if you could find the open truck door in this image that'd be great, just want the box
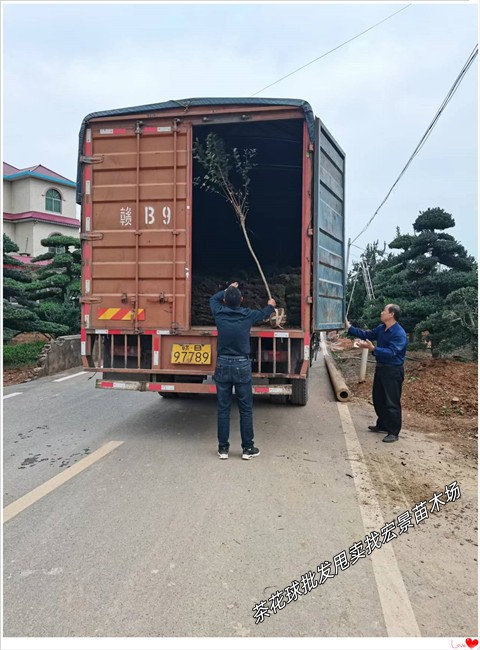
[312,117,346,332]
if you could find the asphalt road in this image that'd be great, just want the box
[2,360,477,639]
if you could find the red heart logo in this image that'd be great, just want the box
[466,640,478,649]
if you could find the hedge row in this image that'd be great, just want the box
[3,342,45,368]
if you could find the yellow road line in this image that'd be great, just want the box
[3,440,124,524]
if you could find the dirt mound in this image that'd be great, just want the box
[334,349,477,417]
[3,367,38,386]
[333,348,478,457]
[401,357,478,417]
[10,332,51,345]
[330,337,354,351]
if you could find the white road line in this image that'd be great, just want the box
[336,402,421,637]
[3,392,23,400]
[320,331,329,356]
[53,371,87,383]
[3,440,124,523]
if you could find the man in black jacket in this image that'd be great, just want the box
[210,282,276,460]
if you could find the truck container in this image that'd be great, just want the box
[76,97,345,405]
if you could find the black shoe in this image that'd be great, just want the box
[382,434,399,443]
[368,425,388,433]
[218,446,229,459]
[242,446,260,460]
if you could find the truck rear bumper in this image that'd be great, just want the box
[81,329,311,378]
[96,380,293,395]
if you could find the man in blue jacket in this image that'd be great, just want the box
[210,282,276,460]
[346,304,407,443]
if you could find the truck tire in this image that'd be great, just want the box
[290,377,308,406]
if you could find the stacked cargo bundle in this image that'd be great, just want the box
[191,268,301,327]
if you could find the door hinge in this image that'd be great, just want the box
[80,155,104,164]
[81,232,104,241]
[147,292,173,304]
[80,297,102,304]
[306,296,313,304]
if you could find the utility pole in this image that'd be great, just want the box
[359,259,375,382]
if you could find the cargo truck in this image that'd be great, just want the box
[77,97,345,405]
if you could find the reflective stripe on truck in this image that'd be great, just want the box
[304,331,311,360]
[96,380,293,395]
[97,308,145,321]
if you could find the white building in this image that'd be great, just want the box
[3,162,80,256]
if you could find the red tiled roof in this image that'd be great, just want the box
[21,165,73,183]
[3,162,19,175]
[3,211,80,228]
[3,162,74,184]
[5,253,52,267]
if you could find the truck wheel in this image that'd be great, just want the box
[290,377,308,406]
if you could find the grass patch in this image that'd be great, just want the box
[3,341,45,368]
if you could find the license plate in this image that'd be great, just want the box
[171,344,211,365]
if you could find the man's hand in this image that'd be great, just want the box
[357,340,374,351]
[229,282,239,289]
[345,318,351,330]
[268,298,276,308]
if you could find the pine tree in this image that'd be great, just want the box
[353,208,477,356]
[30,235,81,301]
[28,235,82,334]
[3,234,69,341]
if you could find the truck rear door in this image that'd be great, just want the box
[312,118,346,331]
[83,120,190,332]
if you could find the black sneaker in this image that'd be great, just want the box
[368,425,388,433]
[218,446,229,460]
[383,434,399,443]
[242,446,260,460]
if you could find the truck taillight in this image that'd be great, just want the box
[261,351,288,362]
[113,345,138,356]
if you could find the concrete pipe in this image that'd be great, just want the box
[324,354,351,402]
[359,347,369,382]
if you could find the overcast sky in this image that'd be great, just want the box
[2,1,478,263]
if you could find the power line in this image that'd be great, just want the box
[351,43,478,245]
[251,4,412,97]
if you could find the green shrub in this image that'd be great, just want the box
[35,301,80,335]
[407,342,428,351]
[3,342,46,368]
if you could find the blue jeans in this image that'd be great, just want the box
[214,356,254,449]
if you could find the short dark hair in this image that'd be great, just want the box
[388,304,401,320]
[224,286,242,307]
